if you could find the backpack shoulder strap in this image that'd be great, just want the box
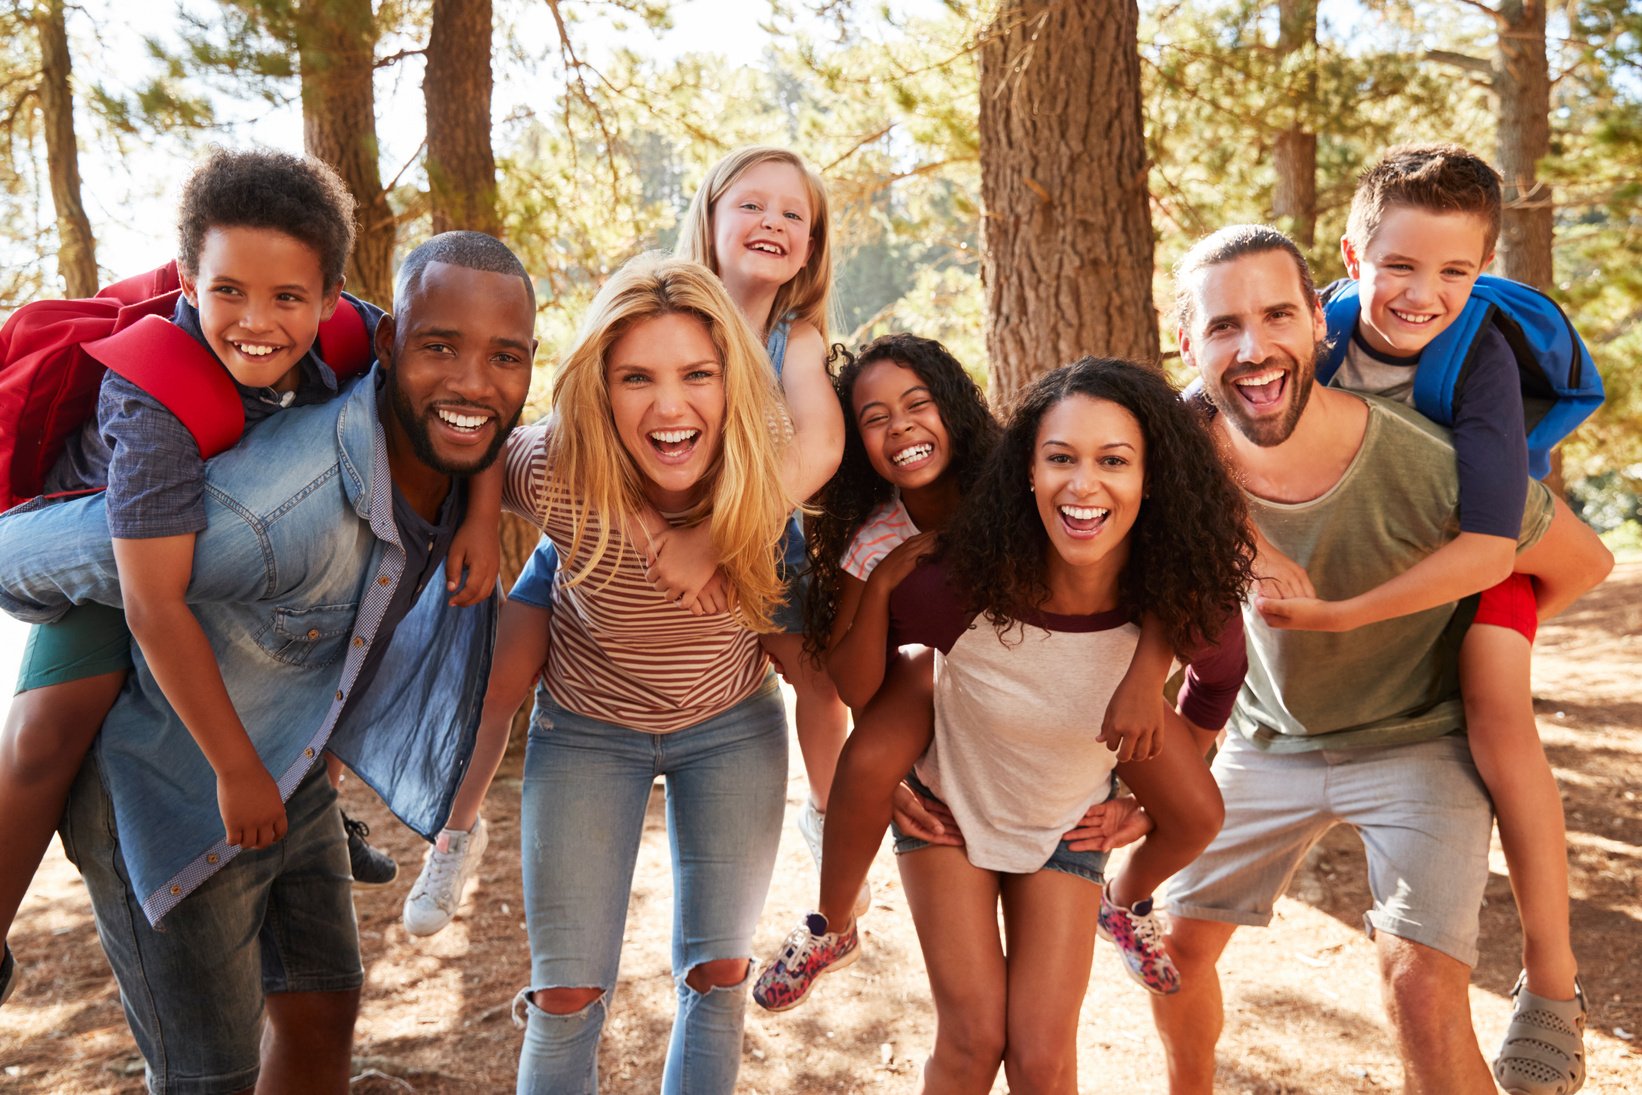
[85,316,245,460]
[1408,295,1493,428]
[317,294,373,381]
[1317,280,1359,385]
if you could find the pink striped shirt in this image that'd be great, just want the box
[840,496,920,580]
[503,422,768,733]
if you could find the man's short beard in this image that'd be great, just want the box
[387,370,519,476]
[1207,340,1323,448]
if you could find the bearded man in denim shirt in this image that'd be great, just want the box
[0,231,536,1094]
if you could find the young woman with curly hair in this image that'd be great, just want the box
[763,357,1254,1090]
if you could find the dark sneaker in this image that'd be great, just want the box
[342,812,398,886]
[752,912,860,1012]
[1097,892,1180,995]
[0,943,16,1007]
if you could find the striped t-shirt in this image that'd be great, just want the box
[840,496,920,580]
[502,421,768,733]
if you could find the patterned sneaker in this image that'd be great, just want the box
[403,818,489,937]
[0,943,17,1007]
[342,812,399,887]
[796,800,871,919]
[1097,892,1180,995]
[753,912,861,1012]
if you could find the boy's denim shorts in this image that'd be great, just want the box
[14,602,133,694]
[60,759,363,1095]
[890,771,1109,887]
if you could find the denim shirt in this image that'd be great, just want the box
[0,369,494,924]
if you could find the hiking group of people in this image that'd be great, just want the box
[0,137,1613,1095]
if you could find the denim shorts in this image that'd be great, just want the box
[1165,732,1492,965]
[14,602,133,694]
[890,772,1108,887]
[769,514,810,634]
[60,760,362,1095]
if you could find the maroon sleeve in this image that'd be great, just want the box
[886,558,977,655]
[1176,609,1247,731]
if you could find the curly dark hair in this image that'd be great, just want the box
[944,357,1254,656]
[177,147,357,289]
[801,333,998,660]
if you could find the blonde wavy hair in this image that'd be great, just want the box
[545,252,793,631]
[675,146,835,343]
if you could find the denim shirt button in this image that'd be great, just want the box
[305,747,315,758]
[307,629,320,639]
[335,690,344,701]
[170,884,181,895]
[352,636,365,648]
[377,575,391,586]
[206,854,218,864]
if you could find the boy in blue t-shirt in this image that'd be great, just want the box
[0,149,502,1005]
[1254,144,1601,1094]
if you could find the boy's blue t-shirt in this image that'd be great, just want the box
[1325,286,1529,540]
[41,295,384,539]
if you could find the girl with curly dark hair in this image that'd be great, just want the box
[757,359,1254,1084]
[801,333,998,701]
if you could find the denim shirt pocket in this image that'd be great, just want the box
[255,602,360,668]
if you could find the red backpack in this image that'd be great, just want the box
[0,261,373,512]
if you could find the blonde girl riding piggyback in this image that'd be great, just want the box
[668,147,858,904]
[399,147,849,937]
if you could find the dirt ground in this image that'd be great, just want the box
[2,563,1638,1093]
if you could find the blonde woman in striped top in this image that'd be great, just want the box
[501,252,836,1095]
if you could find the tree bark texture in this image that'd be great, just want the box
[297,0,394,307]
[426,0,498,236]
[34,0,96,296]
[979,0,1157,400]
[1271,0,1317,247]
[1495,0,1552,291]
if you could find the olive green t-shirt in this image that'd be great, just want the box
[1233,395,1554,753]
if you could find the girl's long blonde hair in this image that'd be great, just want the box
[546,252,792,631]
[675,146,835,343]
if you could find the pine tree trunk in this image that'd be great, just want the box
[426,0,498,236]
[979,0,1157,400]
[34,0,96,296]
[1495,0,1552,291]
[296,0,394,307]
[1272,0,1317,248]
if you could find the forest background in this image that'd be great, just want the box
[2,3,1641,1091]
[3,0,1641,557]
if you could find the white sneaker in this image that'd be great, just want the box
[403,818,489,937]
[797,799,871,919]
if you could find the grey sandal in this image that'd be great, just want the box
[1493,971,1587,1095]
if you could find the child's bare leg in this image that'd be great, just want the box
[445,600,552,833]
[1462,623,1577,999]
[0,672,125,942]
[817,649,934,929]
[325,752,345,787]
[1105,709,1224,909]
[761,631,848,808]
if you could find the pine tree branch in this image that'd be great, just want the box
[1425,48,1495,78]
[1450,0,1506,25]
[544,0,622,202]
[374,47,426,70]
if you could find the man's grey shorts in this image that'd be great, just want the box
[1165,731,1492,965]
[59,759,363,1095]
